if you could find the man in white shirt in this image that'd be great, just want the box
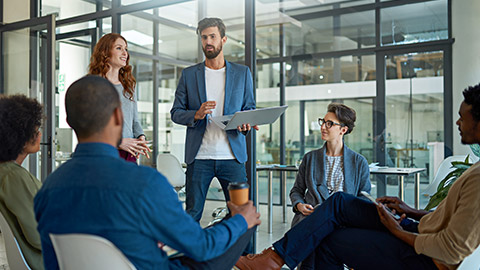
[171,17,257,222]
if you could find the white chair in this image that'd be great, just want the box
[156,153,186,201]
[422,155,468,198]
[458,244,480,270]
[49,233,136,270]
[0,210,31,270]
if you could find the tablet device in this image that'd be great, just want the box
[211,105,287,130]
[360,191,401,220]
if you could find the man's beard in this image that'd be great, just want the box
[461,122,480,145]
[203,43,222,59]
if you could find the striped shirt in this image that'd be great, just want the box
[326,155,344,194]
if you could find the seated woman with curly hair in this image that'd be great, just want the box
[0,94,44,270]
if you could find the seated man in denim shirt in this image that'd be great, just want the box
[34,75,260,270]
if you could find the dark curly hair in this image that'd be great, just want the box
[0,95,43,162]
[88,33,136,100]
[463,83,480,122]
[327,103,356,135]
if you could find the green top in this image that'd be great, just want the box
[0,161,43,270]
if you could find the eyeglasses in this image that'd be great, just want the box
[318,118,345,129]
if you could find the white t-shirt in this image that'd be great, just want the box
[195,66,235,160]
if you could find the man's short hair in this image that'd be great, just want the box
[196,17,226,37]
[463,83,480,122]
[0,95,43,161]
[65,75,120,138]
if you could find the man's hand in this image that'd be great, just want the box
[119,138,151,159]
[376,203,405,232]
[237,124,259,133]
[227,201,261,229]
[296,203,314,216]
[377,196,429,220]
[376,203,417,247]
[194,101,216,121]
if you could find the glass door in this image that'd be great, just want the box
[384,50,445,208]
[0,15,56,181]
[55,27,97,167]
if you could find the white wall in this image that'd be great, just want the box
[452,0,480,156]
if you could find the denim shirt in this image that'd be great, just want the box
[34,143,247,269]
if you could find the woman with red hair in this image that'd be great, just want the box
[89,33,150,162]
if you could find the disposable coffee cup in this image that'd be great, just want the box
[228,182,250,206]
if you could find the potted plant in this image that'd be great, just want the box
[425,144,480,210]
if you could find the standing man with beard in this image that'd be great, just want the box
[171,18,257,222]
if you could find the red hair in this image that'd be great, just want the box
[88,33,136,100]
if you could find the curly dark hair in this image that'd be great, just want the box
[197,17,226,37]
[463,83,480,122]
[327,103,356,135]
[0,95,43,162]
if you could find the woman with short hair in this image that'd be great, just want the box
[290,103,371,270]
[89,33,150,162]
[0,94,44,270]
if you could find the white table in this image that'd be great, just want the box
[370,167,426,209]
[255,166,425,233]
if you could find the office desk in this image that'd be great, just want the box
[256,165,298,234]
[370,167,425,209]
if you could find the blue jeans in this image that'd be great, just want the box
[273,192,437,270]
[185,159,247,222]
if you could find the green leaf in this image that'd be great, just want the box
[425,186,451,210]
[425,158,473,210]
[470,145,480,158]
[451,164,471,170]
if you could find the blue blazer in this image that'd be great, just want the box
[289,144,371,227]
[170,61,255,164]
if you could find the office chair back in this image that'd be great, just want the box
[49,233,136,270]
[422,155,467,198]
[156,153,186,189]
[0,210,31,270]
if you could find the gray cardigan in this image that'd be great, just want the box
[114,84,144,139]
[290,144,371,227]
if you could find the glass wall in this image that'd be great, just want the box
[381,1,448,46]
[55,22,96,167]
[122,11,154,54]
[42,0,101,19]
[385,51,444,184]
[1,25,48,179]
[255,0,450,207]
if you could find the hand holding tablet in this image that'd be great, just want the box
[361,191,401,220]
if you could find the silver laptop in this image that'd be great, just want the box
[211,105,288,130]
